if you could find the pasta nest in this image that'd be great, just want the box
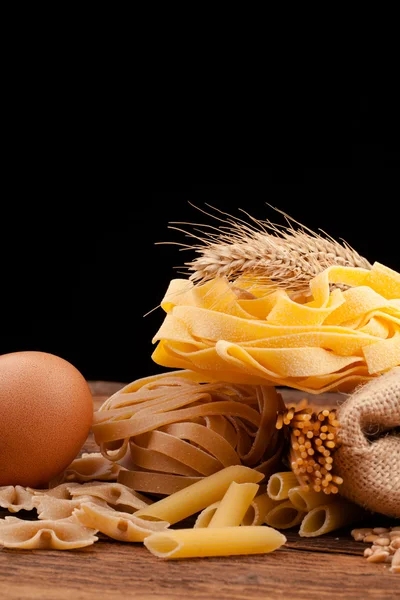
[151,261,400,394]
[92,371,286,495]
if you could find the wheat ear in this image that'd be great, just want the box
[167,204,372,295]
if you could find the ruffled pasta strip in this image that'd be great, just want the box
[0,486,35,512]
[67,482,152,512]
[32,494,107,520]
[151,262,400,393]
[143,526,287,559]
[0,516,98,549]
[92,374,285,495]
[49,452,123,487]
[73,502,169,542]
[299,499,366,537]
[27,483,81,499]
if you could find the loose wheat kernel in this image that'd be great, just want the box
[366,550,390,563]
[364,534,379,543]
[373,527,389,535]
[375,537,391,547]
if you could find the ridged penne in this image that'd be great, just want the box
[134,465,263,525]
[207,482,259,528]
[242,492,282,526]
[299,499,366,537]
[264,500,306,529]
[288,486,338,512]
[267,471,299,501]
[194,502,220,528]
[144,526,287,559]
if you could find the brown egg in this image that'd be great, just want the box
[0,351,93,488]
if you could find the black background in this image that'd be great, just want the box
[1,92,399,384]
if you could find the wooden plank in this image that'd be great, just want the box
[0,532,397,600]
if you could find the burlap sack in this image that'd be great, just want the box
[334,367,400,518]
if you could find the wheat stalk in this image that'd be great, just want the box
[167,204,372,295]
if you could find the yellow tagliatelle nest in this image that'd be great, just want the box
[151,262,400,394]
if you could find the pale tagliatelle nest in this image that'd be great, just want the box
[91,371,286,495]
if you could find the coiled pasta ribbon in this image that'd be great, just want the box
[92,373,285,494]
[151,262,400,393]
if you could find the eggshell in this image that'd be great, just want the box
[0,351,93,488]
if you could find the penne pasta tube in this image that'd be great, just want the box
[267,471,299,501]
[242,492,282,526]
[299,499,366,537]
[207,482,259,528]
[143,526,287,559]
[264,500,306,529]
[134,465,264,525]
[288,486,337,513]
[194,502,220,528]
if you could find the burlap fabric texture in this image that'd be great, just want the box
[334,367,400,518]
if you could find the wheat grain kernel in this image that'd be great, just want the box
[364,534,379,543]
[367,550,390,562]
[375,537,391,547]
[373,527,389,535]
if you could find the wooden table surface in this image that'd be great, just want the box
[1,383,398,600]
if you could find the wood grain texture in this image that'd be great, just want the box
[1,384,398,600]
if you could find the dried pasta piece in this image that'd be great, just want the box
[73,502,169,542]
[0,486,35,512]
[194,490,281,528]
[151,262,400,394]
[266,471,299,501]
[299,499,366,537]
[118,470,202,495]
[49,452,123,487]
[242,492,282,526]
[194,501,220,528]
[67,482,152,512]
[288,487,338,513]
[0,516,98,549]
[32,494,107,520]
[207,481,259,528]
[264,500,306,530]
[92,373,285,495]
[27,482,81,499]
[134,465,264,525]
[143,526,287,559]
